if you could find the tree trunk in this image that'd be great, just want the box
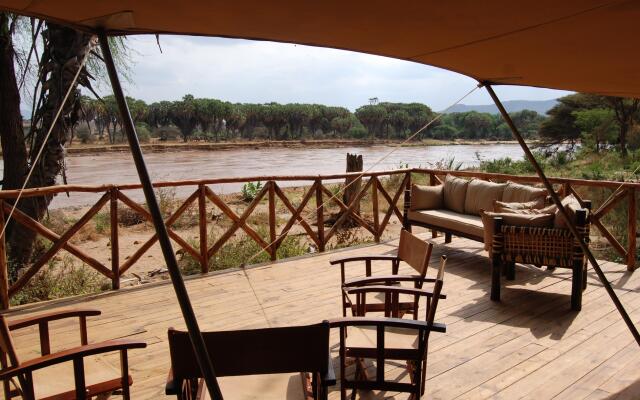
[0,13,32,277]
[8,24,94,267]
[342,153,363,226]
[0,14,28,192]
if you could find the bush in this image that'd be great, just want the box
[241,181,263,202]
[346,126,368,139]
[76,126,93,144]
[136,123,151,143]
[11,256,108,306]
[178,231,308,275]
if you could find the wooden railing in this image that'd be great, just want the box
[0,168,637,309]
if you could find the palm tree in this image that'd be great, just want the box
[9,23,95,267]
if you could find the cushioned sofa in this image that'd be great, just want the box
[403,175,591,310]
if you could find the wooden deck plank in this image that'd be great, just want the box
[3,234,640,399]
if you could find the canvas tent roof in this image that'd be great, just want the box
[1,0,639,98]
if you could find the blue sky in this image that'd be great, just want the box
[103,35,571,111]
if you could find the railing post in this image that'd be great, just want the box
[198,185,209,273]
[429,172,438,238]
[315,179,325,252]
[110,188,120,290]
[268,181,277,261]
[372,177,380,243]
[628,188,637,272]
[0,201,9,310]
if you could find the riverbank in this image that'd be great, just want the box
[60,138,527,155]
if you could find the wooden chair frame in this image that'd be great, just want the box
[330,229,434,318]
[336,256,446,399]
[0,309,146,400]
[329,316,445,400]
[166,322,335,400]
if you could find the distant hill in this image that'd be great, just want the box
[445,99,558,115]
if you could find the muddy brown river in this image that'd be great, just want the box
[3,144,525,208]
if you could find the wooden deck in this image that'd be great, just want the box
[4,234,640,399]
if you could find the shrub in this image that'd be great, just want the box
[241,181,263,202]
[93,211,110,234]
[178,232,308,275]
[10,256,108,306]
[76,126,93,144]
[136,123,151,143]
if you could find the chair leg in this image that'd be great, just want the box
[506,262,516,281]
[444,232,452,243]
[572,263,583,311]
[491,259,501,301]
[582,263,588,290]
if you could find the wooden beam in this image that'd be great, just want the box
[315,179,325,252]
[110,188,120,290]
[268,181,277,261]
[0,201,9,310]
[198,185,209,273]
[628,188,637,272]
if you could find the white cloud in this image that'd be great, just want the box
[101,35,571,111]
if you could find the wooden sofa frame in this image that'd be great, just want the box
[403,186,592,310]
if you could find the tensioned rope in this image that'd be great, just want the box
[237,83,480,326]
[0,38,94,239]
[240,84,481,268]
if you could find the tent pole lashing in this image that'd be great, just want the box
[484,82,640,346]
[98,32,224,398]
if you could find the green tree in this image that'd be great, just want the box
[170,94,198,142]
[573,108,616,153]
[355,105,387,138]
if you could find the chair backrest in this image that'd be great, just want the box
[349,255,447,325]
[397,229,433,277]
[331,316,441,398]
[168,321,330,382]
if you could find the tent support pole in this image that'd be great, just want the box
[484,83,640,346]
[98,32,224,398]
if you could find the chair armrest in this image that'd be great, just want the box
[345,285,446,299]
[343,275,435,287]
[323,354,337,386]
[8,309,101,330]
[0,339,147,380]
[329,255,399,265]
[165,368,180,395]
[329,317,446,333]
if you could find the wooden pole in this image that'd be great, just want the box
[110,188,120,290]
[315,179,325,252]
[199,185,209,273]
[628,188,637,271]
[485,83,640,346]
[0,201,9,310]
[98,32,223,399]
[372,177,380,242]
[268,181,277,261]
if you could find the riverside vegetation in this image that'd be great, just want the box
[10,92,640,306]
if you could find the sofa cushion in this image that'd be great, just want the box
[494,199,545,212]
[464,180,507,215]
[408,209,483,239]
[502,182,546,205]
[443,175,470,214]
[554,195,584,228]
[480,210,555,251]
[410,184,443,210]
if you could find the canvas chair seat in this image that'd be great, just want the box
[347,326,419,351]
[197,373,310,400]
[32,355,127,400]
